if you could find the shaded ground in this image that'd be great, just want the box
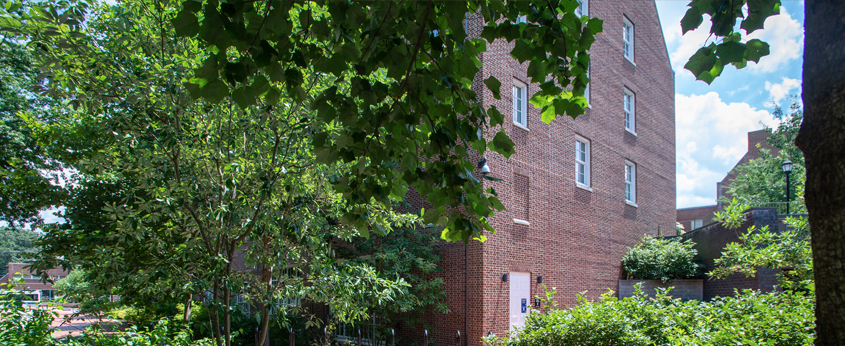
[49,307,123,339]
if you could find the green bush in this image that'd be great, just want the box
[484,287,815,346]
[621,236,704,282]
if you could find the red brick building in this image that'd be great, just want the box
[412,1,676,344]
[0,263,69,302]
[676,129,776,232]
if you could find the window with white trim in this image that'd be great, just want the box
[584,67,590,105]
[513,80,528,129]
[692,219,703,229]
[575,136,590,188]
[625,161,636,204]
[623,17,634,62]
[575,0,589,17]
[624,88,635,133]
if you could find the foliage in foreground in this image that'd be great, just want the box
[484,287,815,346]
[621,236,704,282]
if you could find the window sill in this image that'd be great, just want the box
[625,200,638,208]
[513,122,530,131]
[625,128,637,136]
[625,56,636,66]
[513,218,530,226]
[576,183,593,192]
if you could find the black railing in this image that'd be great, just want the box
[289,328,465,346]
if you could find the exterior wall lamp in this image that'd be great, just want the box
[478,158,491,175]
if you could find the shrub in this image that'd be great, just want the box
[621,236,704,282]
[484,287,815,346]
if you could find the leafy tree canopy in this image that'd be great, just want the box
[0,227,38,276]
[0,3,66,227]
[724,98,805,214]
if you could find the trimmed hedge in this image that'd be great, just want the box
[484,287,815,346]
[622,236,704,282]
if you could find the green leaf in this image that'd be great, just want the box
[182,0,202,13]
[716,41,747,64]
[488,105,505,127]
[742,0,780,34]
[680,7,704,35]
[684,45,718,79]
[489,131,515,158]
[744,39,770,63]
[484,76,502,99]
[541,104,556,123]
[511,39,534,63]
[231,87,256,108]
[200,79,229,103]
[172,9,199,37]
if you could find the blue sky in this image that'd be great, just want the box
[655,1,805,208]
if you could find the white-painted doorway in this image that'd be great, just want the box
[509,272,530,331]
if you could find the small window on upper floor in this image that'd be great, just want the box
[513,80,528,129]
[516,15,527,24]
[625,160,637,206]
[575,0,589,17]
[623,17,634,63]
[575,136,591,189]
[624,88,635,134]
[692,219,703,229]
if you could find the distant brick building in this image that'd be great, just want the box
[402,1,677,344]
[676,129,776,233]
[0,263,69,302]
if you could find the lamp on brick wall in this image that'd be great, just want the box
[782,159,793,214]
[478,158,490,175]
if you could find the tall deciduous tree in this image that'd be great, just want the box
[724,99,806,213]
[680,0,845,343]
[0,2,65,227]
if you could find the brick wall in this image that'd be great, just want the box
[1,263,70,291]
[618,279,703,301]
[681,208,781,301]
[677,205,718,233]
[414,1,677,345]
[716,130,777,208]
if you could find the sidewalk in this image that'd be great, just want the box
[49,308,123,339]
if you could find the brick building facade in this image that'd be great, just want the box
[0,263,70,302]
[676,129,776,233]
[410,1,676,344]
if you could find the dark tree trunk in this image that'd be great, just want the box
[795,1,845,345]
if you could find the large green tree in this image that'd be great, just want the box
[724,99,806,214]
[0,227,38,276]
[0,3,65,227]
[3,2,417,345]
[680,0,845,343]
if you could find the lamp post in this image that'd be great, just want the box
[782,159,793,214]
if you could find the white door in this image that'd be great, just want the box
[509,272,531,331]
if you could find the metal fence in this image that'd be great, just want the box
[746,201,806,215]
[287,328,464,346]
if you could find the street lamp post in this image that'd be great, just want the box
[782,160,793,215]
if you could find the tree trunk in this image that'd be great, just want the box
[212,279,223,346]
[184,296,193,322]
[257,237,272,346]
[795,1,845,345]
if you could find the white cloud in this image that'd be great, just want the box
[728,85,750,96]
[665,7,803,77]
[676,92,778,208]
[764,77,801,105]
[746,8,804,73]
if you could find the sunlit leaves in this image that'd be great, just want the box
[681,0,779,84]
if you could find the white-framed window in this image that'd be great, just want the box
[692,219,703,229]
[623,17,634,62]
[625,161,636,205]
[575,0,589,17]
[624,88,635,134]
[513,80,528,129]
[516,15,527,24]
[584,67,590,105]
[575,136,591,189]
